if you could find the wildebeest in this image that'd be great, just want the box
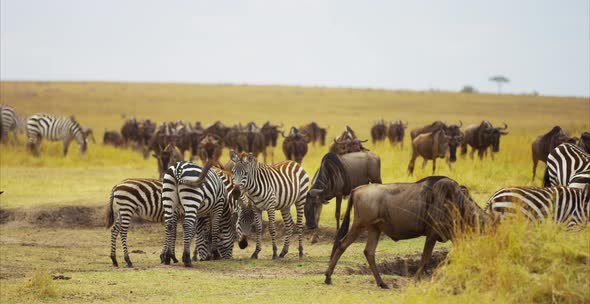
[197,133,223,169]
[461,121,508,160]
[152,142,184,179]
[261,121,282,163]
[578,132,590,153]
[408,129,453,175]
[370,119,387,144]
[411,121,463,162]
[329,125,368,154]
[282,127,308,164]
[304,151,382,243]
[204,121,230,139]
[387,120,408,149]
[531,126,576,181]
[324,177,489,288]
[238,123,267,162]
[103,130,124,147]
[121,118,141,145]
[300,122,328,146]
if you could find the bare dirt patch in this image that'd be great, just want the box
[0,206,105,228]
[345,250,449,277]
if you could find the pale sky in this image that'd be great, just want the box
[1,0,589,96]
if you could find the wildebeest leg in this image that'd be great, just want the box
[268,206,279,260]
[407,150,418,175]
[364,227,388,288]
[415,234,437,279]
[477,148,485,160]
[110,222,121,267]
[335,196,342,230]
[469,147,475,160]
[432,158,437,174]
[421,159,428,170]
[324,223,364,285]
[311,204,323,244]
[532,159,538,181]
[279,208,294,258]
[251,209,263,259]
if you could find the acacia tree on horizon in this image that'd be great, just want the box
[489,75,510,94]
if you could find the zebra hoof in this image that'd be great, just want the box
[279,250,288,258]
[192,255,198,262]
[324,276,332,285]
[272,254,278,260]
[251,253,258,259]
[126,263,133,268]
[238,239,248,249]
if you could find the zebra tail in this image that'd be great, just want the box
[542,166,550,187]
[330,190,355,259]
[183,160,213,188]
[105,189,115,228]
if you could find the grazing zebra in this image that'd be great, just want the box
[0,104,19,144]
[160,161,228,267]
[230,150,309,259]
[486,185,589,229]
[543,143,590,189]
[26,114,88,156]
[106,178,168,267]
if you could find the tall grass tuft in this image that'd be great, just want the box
[20,271,59,299]
[402,217,590,303]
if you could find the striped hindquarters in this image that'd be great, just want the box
[545,143,590,189]
[487,186,589,228]
[1,105,18,139]
[110,178,164,224]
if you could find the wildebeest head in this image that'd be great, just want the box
[304,188,324,229]
[579,132,590,153]
[261,121,282,147]
[489,123,509,152]
[442,122,463,162]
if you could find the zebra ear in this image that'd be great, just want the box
[230,149,238,162]
[246,153,254,162]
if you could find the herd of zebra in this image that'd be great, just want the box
[1,103,589,285]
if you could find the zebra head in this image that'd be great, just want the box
[230,150,254,192]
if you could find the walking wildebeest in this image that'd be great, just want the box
[300,122,328,146]
[304,151,382,243]
[261,121,282,163]
[282,127,308,164]
[531,126,576,181]
[370,119,387,144]
[461,121,509,160]
[197,133,223,169]
[324,176,490,288]
[408,129,454,175]
[103,130,124,147]
[387,120,408,149]
[152,142,184,179]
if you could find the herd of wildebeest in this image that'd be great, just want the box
[1,103,589,289]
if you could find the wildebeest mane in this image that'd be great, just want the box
[312,152,351,194]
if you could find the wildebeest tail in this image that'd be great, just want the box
[330,190,355,259]
[105,188,115,228]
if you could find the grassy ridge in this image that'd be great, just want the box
[0,81,589,303]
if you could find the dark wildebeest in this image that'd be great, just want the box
[324,176,490,288]
[152,142,184,179]
[103,130,124,147]
[300,122,328,146]
[197,133,223,169]
[237,123,267,162]
[329,125,369,154]
[121,118,141,145]
[531,126,576,181]
[261,121,282,163]
[304,151,382,243]
[204,121,229,139]
[578,132,590,153]
[282,127,308,164]
[408,129,455,175]
[387,120,408,149]
[370,119,387,144]
[461,121,509,160]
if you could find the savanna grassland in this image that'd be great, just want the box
[0,81,589,303]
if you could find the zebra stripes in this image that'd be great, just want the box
[1,104,19,143]
[106,178,166,267]
[230,150,309,259]
[544,143,590,189]
[26,114,87,156]
[486,185,589,229]
[160,161,228,267]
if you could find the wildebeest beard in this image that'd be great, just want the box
[448,142,458,162]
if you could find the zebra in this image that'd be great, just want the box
[106,178,167,267]
[230,150,310,259]
[486,185,589,229]
[26,114,88,156]
[543,143,590,189]
[1,104,19,144]
[160,161,229,267]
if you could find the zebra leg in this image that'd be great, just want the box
[63,138,71,156]
[251,209,263,259]
[110,223,121,267]
[267,206,278,260]
[279,208,294,258]
[119,220,133,268]
[209,203,224,259]
[161,213,177,265]
[296,199,305,258]
[182,215,197,267]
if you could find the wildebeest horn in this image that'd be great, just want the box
[280,131,287,138]
[500,122,508,130]
[458,120,463,128]
[334,137,345,144]
[357,139,368,143]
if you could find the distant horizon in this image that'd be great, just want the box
[2,79,588,98]
[2,0,589,98]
